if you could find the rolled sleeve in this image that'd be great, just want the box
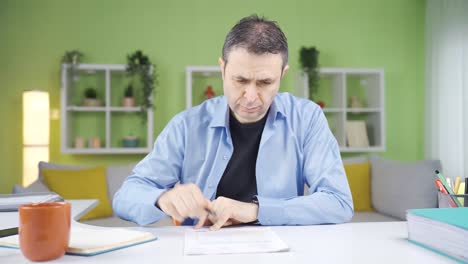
[256,196,288,225]
[113,180,168,226]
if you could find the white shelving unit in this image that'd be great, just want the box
[297,67,386,152]
[187,65,385,153]
[60,63,154,154]
[185,65,222,109]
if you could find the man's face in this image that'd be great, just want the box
[219,48,288,124]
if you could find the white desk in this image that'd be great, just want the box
[0,201,453,263]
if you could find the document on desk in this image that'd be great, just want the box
[184,227,289,255]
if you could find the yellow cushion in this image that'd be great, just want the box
[344,162,373,211]
[42,166,113,220]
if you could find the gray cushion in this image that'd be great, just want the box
[342,155,368,164]
[11,180,51,194]
[351,211,400,222]
[370,155,441,220]
[106,163,137,204]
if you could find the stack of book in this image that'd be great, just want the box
[407,207,468,263]
[0,192,63,211]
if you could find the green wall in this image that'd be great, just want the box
[0,0,425,193]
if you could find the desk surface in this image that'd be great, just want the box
[0,201,453,264]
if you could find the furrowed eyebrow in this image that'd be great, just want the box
[258,78,274,83]
[232,75,251,81]
[232,76,274,83]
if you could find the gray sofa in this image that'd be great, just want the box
[12,156,441,227]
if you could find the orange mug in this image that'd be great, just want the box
[19,202,71,261]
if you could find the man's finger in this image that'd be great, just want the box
[189,191,210,217]
[180,194,198,218]
[210,212,230,231]
[194,210,208,229]
[165,203,185,223]
[172,196,190,219]
[223,220,233,227]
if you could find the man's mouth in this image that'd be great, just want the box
[240,105,260,113]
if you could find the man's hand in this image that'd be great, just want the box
[156,183,211,229]
[208,196,259,231]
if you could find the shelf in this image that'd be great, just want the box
[67,106,106,112]
[109,107,141,112]
[61,63,154,154]
[62,147,151,154]
[297,67,385,152]
[346,108,382,113]
[323,108,345,113]
[186,65,223,108]
[340,146,385,153]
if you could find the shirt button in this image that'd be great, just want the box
[208,184,214,188]
[223,155,229,160]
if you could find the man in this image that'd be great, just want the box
[113,15,353,230]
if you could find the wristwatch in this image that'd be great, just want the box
[250,195,260,225]
[251,195,259,205]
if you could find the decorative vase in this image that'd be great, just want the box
[82,98,101,107]
[350,96,363,108]
[74,137,85,148]
[89,137,101,148]
[122,136,139,148]
[122,97,135,107]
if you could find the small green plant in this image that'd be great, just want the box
[84,87,97,99]
[126,50,157,112]
[61,50,84,81]
[299,46,320,100]
[124,84,134,98]
[61,50,84,65]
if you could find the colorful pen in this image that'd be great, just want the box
[435,179,457,207]
[454,177,461,194]
[435,170,462,207]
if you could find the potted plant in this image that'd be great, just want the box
[299,46,320,100]
[126,50,157,122]
[82,87,101,107]
[61,50,84,81]
[122,84,135,107]
[122,134,139,148]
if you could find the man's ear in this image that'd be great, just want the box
[281,65,289,78]
[218,57,225,80]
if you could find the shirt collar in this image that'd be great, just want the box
[209,94,286,128]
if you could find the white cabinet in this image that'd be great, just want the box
[60,63,154,154]
[187,65,385,153]
[296,68,386,152]
[185,65,222,109]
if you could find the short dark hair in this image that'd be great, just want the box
[222,14,288,69]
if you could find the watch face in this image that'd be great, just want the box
[252,195,259,204]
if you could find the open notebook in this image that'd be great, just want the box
[0,224,157,256]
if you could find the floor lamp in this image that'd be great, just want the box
[23,90,49,187]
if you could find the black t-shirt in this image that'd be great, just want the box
[215,109,269,202]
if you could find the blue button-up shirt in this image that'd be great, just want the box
[113,93,353,226]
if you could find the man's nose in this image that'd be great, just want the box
[244,84,258,102]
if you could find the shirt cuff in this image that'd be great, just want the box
[256,196,288,225]
[120,186,168,226]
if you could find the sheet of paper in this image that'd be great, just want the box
[184,226,289,255]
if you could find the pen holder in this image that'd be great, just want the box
[438,192,468,208]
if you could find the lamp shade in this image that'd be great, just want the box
[23,91,50,145]
[22,90,49,186]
